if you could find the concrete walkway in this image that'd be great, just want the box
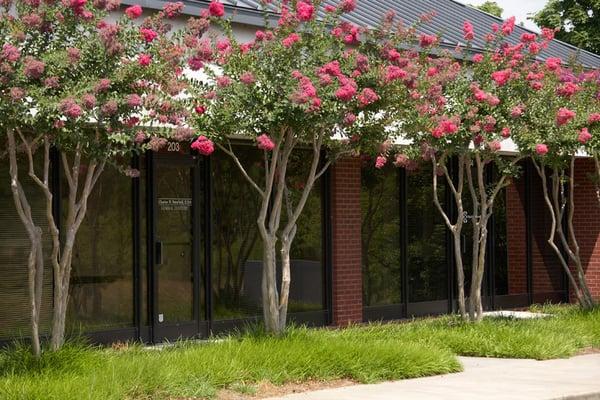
[272,354,600,400]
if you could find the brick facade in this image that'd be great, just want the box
[572,159,600,300]
[505,160,600,302]
[330,157,363,325]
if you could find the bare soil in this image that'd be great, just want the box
[217,379,357,400]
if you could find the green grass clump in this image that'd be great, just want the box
[0,305,597,399]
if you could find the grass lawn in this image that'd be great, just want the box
[0,305,598,400]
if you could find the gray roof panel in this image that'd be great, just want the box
[124,0,600,68]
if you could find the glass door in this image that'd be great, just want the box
[151,153,203,342]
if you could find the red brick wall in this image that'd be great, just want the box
[506,177,528,295]
[330,157,363,325]
[572,159,600,300]
[505,160,600,301]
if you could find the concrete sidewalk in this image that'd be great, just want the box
[271,354,600,400]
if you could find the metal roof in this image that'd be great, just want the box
[126,0,600,68]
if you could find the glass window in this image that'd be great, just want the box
[66,164,134,331]
[406,164,448,303]
[211,146,325,320]
[360,164,401,307]
[0,155,53,338]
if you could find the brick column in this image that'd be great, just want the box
[506,178,528,295]
[572,158,600,300]
[330,157,363,325]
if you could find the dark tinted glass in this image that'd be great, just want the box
[66,164,134,331]
[360,165,401,306]
[406,164,448,302]
[0,155,53,338]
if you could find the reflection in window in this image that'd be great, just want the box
[211,146,325,320]
[360,165,401,307]
[67,165,134,331]
[406,164,448,303]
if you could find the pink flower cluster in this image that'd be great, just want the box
[578,128,592,144]
[463,21,474,41]
[296,1,314,21]
[208,0,225,17]
[59,98,83,119]
[491,69,511,86]
[125,4,142,19]
[191,135,215,155]
[290,71,320,111]
[256,134,275,151]
[23,57,45,80]
[2,44,20,62]
[556,107,575,126]
[282,33,301,48]
[432,117,459,138]
[357,88,379,107]
[140,28,158,43]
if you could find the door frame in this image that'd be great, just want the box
[146,149,207,343]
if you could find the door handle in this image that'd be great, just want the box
[156,241,163,265]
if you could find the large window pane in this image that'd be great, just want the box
[66,164,134,331]
[360,165,401,307]
[0,155,53,339]
[407,164,448,303]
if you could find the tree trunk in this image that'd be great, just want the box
[278,238,292,330]
[6,129,45,358]
[261,237,280,333]
[533,159,595,309]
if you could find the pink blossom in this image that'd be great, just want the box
[140,28,158,43]
[325,4,336,12]
[296,1,314,21]
[387,48,401,62]
[44,76,60,89]
[556,107,575,126]
[256,134,275,151]
[530,81,543,90]
[195,105,206,114]
[69,0,86,16]
[134,131,147,144]
[419,34,437,47]
[588,113,600,124]
[344,113,356,125]
[67,47,80,63]
[335,83,357,101]
[82,93,96,109]
[578,128,592,144]
[472,53,483,63]
[501,16,515,36]
[216,76,231,87]
[60,98,83,119]
[2,44,20,62]
[188,57,204,71]
[488,140,501,152]
[528,42,541,55]
[101,100,118,116]
[511,105,524,118]
[163,2,184,18]
[138,53,152,66]
[556,82,579,97]
[340,0,356,12]
[463,21,474,40]
[486,95,500,106]
[23,57,45,80]
[54,120,65,129]
[127,94,142,107]
[545,57,561,71]
[357,88,379,107]
[375,155,387,169]
[191,136,215,155]
[440,119,458,134]
[501,127,511,138]
[208,0,224,17]
[491,69,511,86]
[535,143,548,155]
[240,72,255,84]
[385,66,407,82]
[255,30,266,41]
[23,13,43,29]
[95,78,111,92]
[541,27,555,41]
[10,87,25,101]
[520,32,536,42]
[282,33,301,48]
[148,137,167,151]
[125,4,142,19]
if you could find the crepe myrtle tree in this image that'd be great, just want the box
[384,18,558,321]
[187,0,414,333]
[0,0,194,353]
[509,57,596,309]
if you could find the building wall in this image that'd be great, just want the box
[506,175,528,295]
[572,159,600,300]
[330,157,363,325]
